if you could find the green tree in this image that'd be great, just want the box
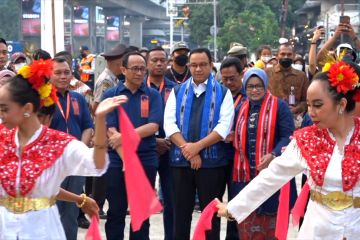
[187,0,306,55]
[217,4,279,53]
[0,0,21,40]
[187,4,213,47]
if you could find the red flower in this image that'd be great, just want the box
[327,61,359,94]
[27,59,53,90]
[50,85,59,105]
[353,89,360,102]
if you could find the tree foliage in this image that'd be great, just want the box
[186,0,306,55]
[0,0,21,40]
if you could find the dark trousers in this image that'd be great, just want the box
[158,152,174,240]
[105,166,157,240]
[57,176,85,240]
[92,175,106,209]
[172,166,227,240]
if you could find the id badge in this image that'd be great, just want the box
[71,98,80,116]
[140,95,149,118]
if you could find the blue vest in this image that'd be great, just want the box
[170,82,228,168]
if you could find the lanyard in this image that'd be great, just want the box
[170,68,189,84]
[147,76,164,93]
[56,93,70,133]
[233,94,243,108]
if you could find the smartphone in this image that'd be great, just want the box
[340,15,350,24]
[317,26,325,39]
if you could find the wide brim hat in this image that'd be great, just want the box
[102,44,127,60]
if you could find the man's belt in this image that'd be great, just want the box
[0,196,56,214]
[310,190,360,211]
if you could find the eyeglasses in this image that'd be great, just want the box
[150,58,167,63]
[222,75,239,82]
[189,62,210,69]
[246,84,264,91]
[126,66,147,73]
[53,70,72,77]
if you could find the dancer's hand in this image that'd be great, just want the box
[95,95,128,117]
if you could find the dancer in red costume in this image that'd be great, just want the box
[217,60,360,239]
[0,59,127,239]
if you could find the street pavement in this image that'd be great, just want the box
[78,175,302,239]
[78,209,299,239]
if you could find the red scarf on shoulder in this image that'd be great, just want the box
[233,92,278,182]
[0,126,74,197]
[294,117,360,191]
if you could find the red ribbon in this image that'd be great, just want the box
[118,106,163,231]
[85,216,102,240]
[192,199,220,240]
[291,182,310,226]
[275,181,290,240]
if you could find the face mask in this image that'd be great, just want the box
[14,62,26,72]
[261,56,271,63]
[174,54,188,67]
[292,64,303,71]
[279,58,293,68]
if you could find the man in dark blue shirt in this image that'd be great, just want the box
[102,52,162,240]
[145,47,175,240]
[49,56,93,240]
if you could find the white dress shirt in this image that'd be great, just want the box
[227,127,360,240]
[164,78,234,140]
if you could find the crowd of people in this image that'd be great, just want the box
[0,20,359,240]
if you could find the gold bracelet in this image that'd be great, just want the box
[93,143,107,149]
[76,193,87,208]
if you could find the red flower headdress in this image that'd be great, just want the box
[322,56,360,102]
[17,59,59,107]
[327,61,359,94]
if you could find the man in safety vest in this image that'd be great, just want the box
[79,45,96,91]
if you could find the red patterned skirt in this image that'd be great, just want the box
[237,212,277,240]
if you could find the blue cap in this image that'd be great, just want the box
[79,45,89,52]
[243,67,269,91]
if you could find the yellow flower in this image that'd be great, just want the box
[18,65,31,78]
[322,63,331,72]
[38,83,52,99]
[43,97,54,107]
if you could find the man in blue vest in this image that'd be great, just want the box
[164,48,234,240]
[102,52,162,240]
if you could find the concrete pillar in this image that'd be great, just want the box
[129,17,145,47]
[41,0,64,56]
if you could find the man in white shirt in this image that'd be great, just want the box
[164,48,234,240]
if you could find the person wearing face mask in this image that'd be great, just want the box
[164,42,192,84]
[265,44,310,124]
[254,45,272,69]
[10,52,27,73]
[292,56,305,72]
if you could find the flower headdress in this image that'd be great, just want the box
[17,59,58,107]
[321,50,360,102]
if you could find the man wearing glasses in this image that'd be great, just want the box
[164,48,234,240]
[101,52,162,240]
